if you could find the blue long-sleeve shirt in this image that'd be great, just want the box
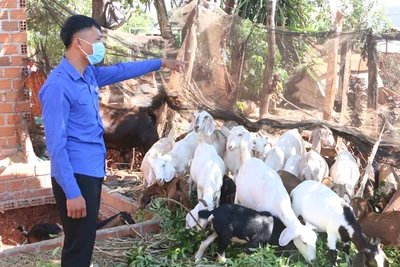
[39,57,162,199]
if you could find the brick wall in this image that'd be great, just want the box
[0,161,56,213]
[0,0,29,157]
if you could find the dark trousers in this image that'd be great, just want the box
[52,174,103,267]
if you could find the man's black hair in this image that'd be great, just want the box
[60,15,101,49]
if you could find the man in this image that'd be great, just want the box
[39,14,186,267]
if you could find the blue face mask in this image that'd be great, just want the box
[79,38,106,65]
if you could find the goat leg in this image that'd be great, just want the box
[343,242,351,265]
[195,232,218,260]
[188,175,193,197]
[328,249,337,266]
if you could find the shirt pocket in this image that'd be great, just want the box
[78,91,90,105]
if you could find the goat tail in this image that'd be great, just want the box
[17,226,28,236]
[198,209,213,220]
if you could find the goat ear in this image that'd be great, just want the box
[185,203,201,229]
[185,211,197,229]
[310,129,316,142]
[189,114,196,132]
[279,227,298,246]
[241,131,253,151]
[146,168,156,187]
[203,116,215,136]
[163,163,175,183]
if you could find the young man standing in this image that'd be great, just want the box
[39,14,186,267]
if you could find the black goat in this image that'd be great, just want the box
[195,204,286,263]
[96,211,135,230]
[220,175,236,205]
[17,223,63,244]
[100,103,159,155]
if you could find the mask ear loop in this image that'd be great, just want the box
[78,38,90,57]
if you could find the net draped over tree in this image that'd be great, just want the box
[28,0,400,166]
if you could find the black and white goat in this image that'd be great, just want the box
[291,180,388,267]
[194,204,286,263]
[220,175,236,205]
[17,223,63,244]
[18,212,135,244]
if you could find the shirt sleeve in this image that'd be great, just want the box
[93,59,162,88]
[39,83,81,199]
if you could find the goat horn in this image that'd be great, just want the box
[198,199,208,208]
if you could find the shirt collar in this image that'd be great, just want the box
[60,56,84,82]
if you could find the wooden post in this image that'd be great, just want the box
[336,41,353,146]
[323,11,344,121]
[340,42,353,124]
[367,31,378,110]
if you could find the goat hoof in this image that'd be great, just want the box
[217,255,226,264]
[194,252,202,261]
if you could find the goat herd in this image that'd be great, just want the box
[137,110,397,266]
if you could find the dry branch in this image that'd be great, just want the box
[355,116,386,197]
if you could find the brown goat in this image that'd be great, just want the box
[350,197,400,246]
[277,170,302,194]
[99,102,159,155]
[277,170,337,194]
[138,178,191,213]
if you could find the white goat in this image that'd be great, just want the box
[330,148,360,201]
[264,146,285,171]
[223,126,253,182]
[189,110,227,158]
[283,154,302,177]
[252,136,272,161]
[149,131,199,185]
[291,180,388,267]
[273,129,305,164]
[185,143,225,230]
[297,127,335,182]
[140,129,175,187]
[235,158,318,263]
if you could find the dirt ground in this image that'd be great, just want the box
[0,236,138,267]
[0,205,60,249]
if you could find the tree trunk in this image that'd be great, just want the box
[259,0,276,118]
[154,0,174,39]
[323,11,344,121]
[224,0,235,15]
[228,16,246,108]
[92,0,106,21]
[17,118,37,164]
